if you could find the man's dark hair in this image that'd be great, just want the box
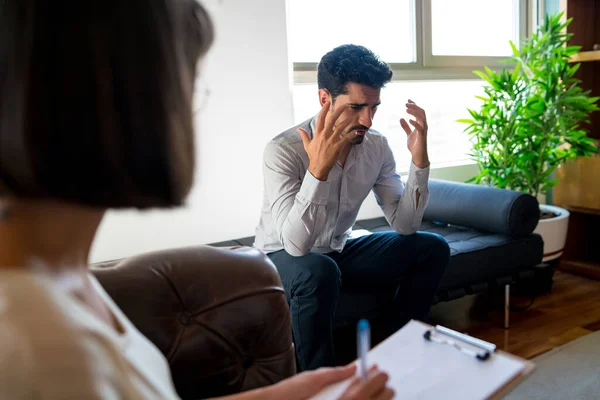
[0,0,213,208]
[317,44,393,99]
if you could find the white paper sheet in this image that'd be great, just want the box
[310,320,527,400]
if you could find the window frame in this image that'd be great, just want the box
[423,0,528,67]
[291,0,540,84]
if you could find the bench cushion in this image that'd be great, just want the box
[356,217,543,292]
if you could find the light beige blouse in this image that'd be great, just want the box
[0,269,181,399]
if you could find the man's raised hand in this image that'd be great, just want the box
[298,101,357,181]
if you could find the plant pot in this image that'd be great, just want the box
[533,204,570,262]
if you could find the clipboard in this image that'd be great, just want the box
[422,323,535,399]
[310,320,535,400]
[487,350,535,400]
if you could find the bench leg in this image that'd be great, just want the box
[504,284,510,329]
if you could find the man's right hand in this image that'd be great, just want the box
[297,101,357,181]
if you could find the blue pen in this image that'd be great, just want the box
[357,319,370,380]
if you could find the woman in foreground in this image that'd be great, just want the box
[0,1,393,399]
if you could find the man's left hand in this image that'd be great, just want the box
[400,100,430,168]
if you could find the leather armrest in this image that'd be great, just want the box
[91,245,295,399]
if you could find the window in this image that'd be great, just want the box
[287,0,416,64]
[287,0,534,170]
[426,0,526,66]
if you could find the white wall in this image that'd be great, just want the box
[90,0,480,263]
[91,0,294,262]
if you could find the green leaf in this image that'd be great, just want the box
[472,70,494,86]
[567,62,581,78]
[588,96,600,105]
[509,41,520,57]
[468,108,480,119]
[565,45,582,56]
[484,66,497,79]
[511,62,521,82]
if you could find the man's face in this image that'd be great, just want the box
[320,82,381,145]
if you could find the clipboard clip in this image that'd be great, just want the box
[423,325,496,361]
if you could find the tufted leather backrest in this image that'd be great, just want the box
[90,245,296,400]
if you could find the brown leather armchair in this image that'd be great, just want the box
[90,245,296,400]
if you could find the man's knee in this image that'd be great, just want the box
[428,233,450,258]
[269,251,341,291]
[293,253,341,290]
[419,232,451,271]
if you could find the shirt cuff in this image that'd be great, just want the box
[298,170,331,205]
[406,162,430,192]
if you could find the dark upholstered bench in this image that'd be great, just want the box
[211,180,544,332]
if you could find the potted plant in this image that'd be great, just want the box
[459,12,599,265]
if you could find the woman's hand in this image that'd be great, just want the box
[337,366,394,400]
[267,364,394,400]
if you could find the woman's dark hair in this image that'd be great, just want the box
[0,0,213,208]
[317,44,393,100]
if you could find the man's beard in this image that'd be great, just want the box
[346,125,369,145]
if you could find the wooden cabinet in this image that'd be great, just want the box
[552,0,600,279]
[565,0,600,140]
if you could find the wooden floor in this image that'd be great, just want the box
[428,269,600,360]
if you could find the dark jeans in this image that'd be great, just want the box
[268,231,450,371]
